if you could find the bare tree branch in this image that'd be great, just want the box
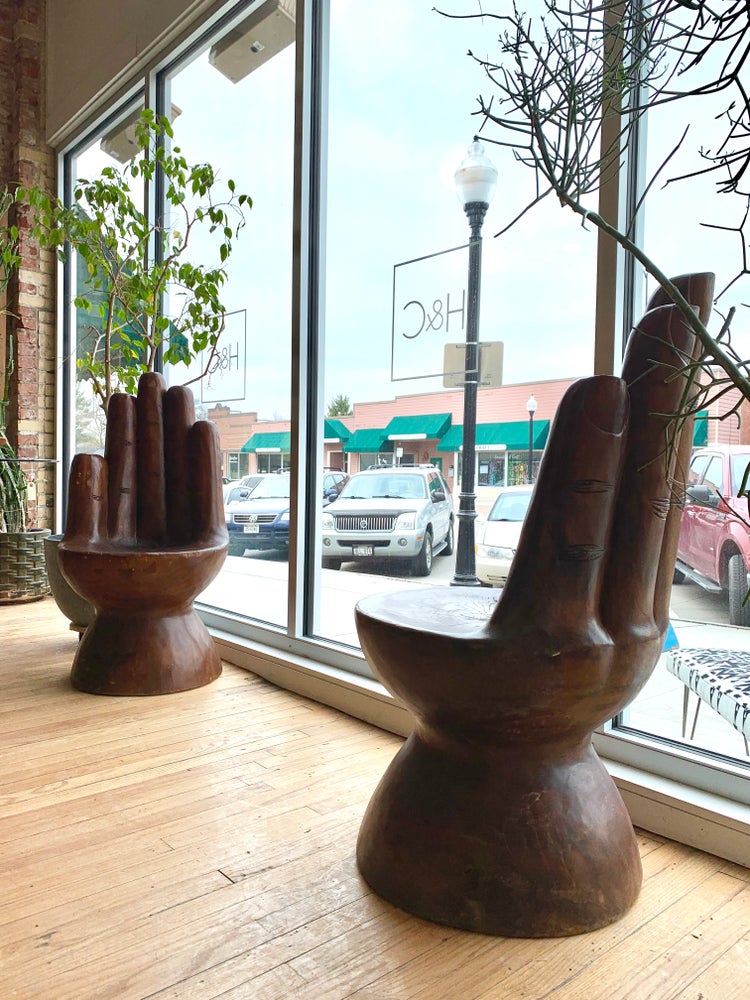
[437,0,750,410]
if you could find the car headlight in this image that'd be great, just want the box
[321,512,334,530]
[395,512,416,530]
[277,510,290,524]
[476,544,516,560]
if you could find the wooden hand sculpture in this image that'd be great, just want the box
[355,273,714,937]
[60,373,227,695]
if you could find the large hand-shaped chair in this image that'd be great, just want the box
[355,273,714,937]
[60,373,227,696]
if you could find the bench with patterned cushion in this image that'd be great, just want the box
[665,647,750,753]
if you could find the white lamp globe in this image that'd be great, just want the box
[454,139,498,207]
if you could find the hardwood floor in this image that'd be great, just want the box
[1,598,749,999]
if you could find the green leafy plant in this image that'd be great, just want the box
[18,109,252,412]
[1,335,28,533]
[0,187,27,532]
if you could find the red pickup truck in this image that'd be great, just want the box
[674,445,750,626]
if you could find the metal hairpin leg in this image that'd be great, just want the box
[689,696,702,740]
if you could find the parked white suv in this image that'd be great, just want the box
[321,465,454,576]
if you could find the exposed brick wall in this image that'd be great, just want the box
[0,0,56,530]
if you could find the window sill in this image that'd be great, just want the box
[211,628,750,868]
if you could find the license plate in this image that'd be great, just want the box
[243,524,260,534]
[353,545,373,556]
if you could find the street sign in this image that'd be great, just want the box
[442,341,504,388]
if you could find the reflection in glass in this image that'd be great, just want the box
[165,12,295,630]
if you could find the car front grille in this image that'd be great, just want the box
[233,513,277,525]
[333,514,398,532]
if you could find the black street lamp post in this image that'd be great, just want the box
[526,393,537,484]
[451,139,497,587]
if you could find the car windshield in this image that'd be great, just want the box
[225,486,250,504]
[240,476,263,490]
[340,474,427,500]
[730,455,750,497]
[248,476,291,500]
[488,491,532,522]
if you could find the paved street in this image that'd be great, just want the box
[202,539,731,633]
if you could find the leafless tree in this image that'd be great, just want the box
[437,0,750,426]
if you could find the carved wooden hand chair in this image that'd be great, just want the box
[355,273,715,937]
[60,373,227,696]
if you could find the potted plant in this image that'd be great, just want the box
[0,184,52,605]
[10,110,251,621]
[1,334,51,603]
[19,109,251,413]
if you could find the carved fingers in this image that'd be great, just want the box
[104,391,137,541]
[601,305,698,641]
[67,372,226,549]
[491,375,628,642]
[646,271,715,327]
[492,303,700,657]
[648,273,715,629]
[164,385,197,545]
[65,452,108,544]
[190,420,228,544]
[135,372,168,544]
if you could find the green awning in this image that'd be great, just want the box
[324,418,351,443]
[693,409,708,447]
[384,412,452,441]
[241,431,291,453]
[437,420,550,451]
[436,425,463,452]
[343,428,393,454]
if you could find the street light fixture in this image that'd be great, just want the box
[451,138,497,587]
[526,393,537,484]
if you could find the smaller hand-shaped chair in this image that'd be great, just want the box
[60,373,228,696]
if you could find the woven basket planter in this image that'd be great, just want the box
[0,529,51,604]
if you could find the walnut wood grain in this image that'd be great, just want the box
[59,372,227,696]
[355,273,716,937]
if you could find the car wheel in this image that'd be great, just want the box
[322,558,342,570]
[412,532,433,576]
[439,519,454,557]
[672,567,686,584]
[228,542,247,558]
[727,553,750,626]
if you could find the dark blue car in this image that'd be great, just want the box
[225,473,291,555]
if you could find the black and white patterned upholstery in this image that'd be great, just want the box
[666,647,750,745]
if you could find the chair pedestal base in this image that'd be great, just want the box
[354,587,648,937]
[70,607,221,696]
[357,733,641,938]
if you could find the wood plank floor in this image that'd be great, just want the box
[1,598,749,999]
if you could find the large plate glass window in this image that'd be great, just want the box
[609,7,750,778]
[161,1,296,631]
[313,0,598,649]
